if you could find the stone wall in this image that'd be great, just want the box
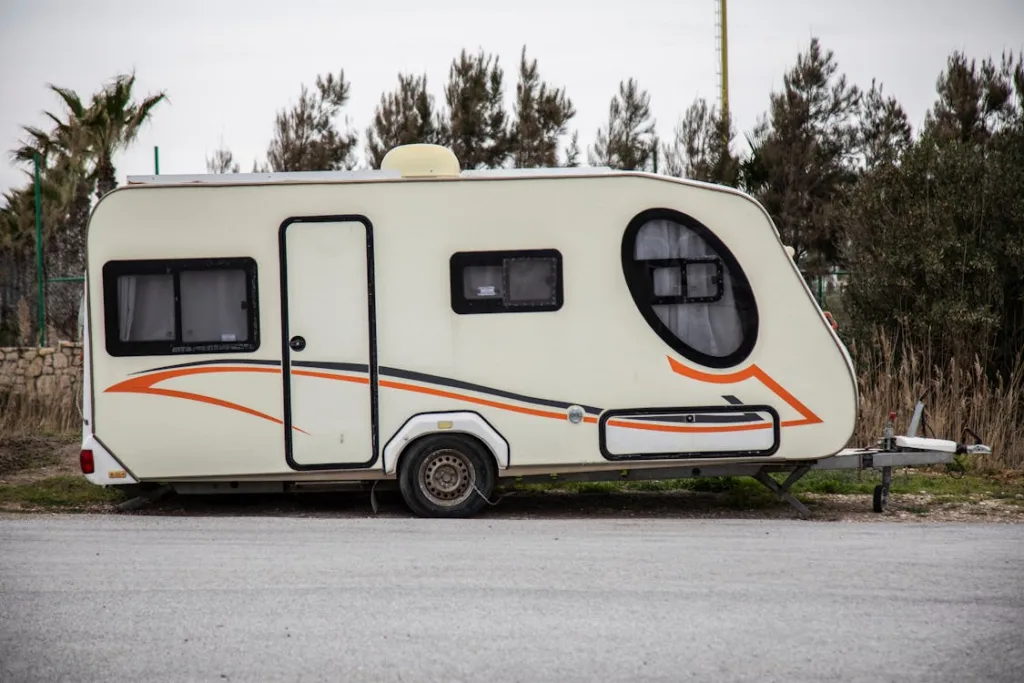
[0,343,83,397]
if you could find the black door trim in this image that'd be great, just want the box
[279,214,379,471]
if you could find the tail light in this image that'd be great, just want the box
[80,449,95,474]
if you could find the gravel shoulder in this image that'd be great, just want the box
[2,434,1023,522]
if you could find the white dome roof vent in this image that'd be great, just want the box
[381,144,461,178]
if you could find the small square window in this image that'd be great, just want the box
[450,249,563,314]
[686,261,720,300]
[652,266,682,298]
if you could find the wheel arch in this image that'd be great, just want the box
[382,411,510,476]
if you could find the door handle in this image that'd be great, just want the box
[289,336,306,352]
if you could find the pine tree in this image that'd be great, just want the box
[858,79,912,169]
[266,70,357,171]
[740,38,861,274]
[364,73,442,168]
[562,130,580,167]
[661,96,739,185]
[206,144,240,173]
[509,47,576,167]
[923,50,1021,144]
[437,49,512,169]
[588,78,656,170]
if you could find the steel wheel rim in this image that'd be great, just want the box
[417,448,475,507]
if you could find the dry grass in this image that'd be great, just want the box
[0,389,79,439]
[0,390,79,475]
[848,327,1024,470]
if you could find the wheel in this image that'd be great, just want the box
[872,484,888,513]
[397,433,497,518]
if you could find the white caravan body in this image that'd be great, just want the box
[80,145,859,515]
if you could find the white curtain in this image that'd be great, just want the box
[117,274,175,341]
[634,219,744,358]
[180,269,248,343]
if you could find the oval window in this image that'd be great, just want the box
[621,208,758,368]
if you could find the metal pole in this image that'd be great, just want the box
[33,153,46,347]
[719,0,729,144]
[154,145,160,175]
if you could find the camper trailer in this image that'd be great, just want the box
[77,144,985,517]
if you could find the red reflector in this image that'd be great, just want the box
[80,449,95,474]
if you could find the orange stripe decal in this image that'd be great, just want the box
[105,365,310,434]
[665,355,821,427]
[102,358,821,436]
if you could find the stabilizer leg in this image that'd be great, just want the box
[872,466,892,513]
[754,465,812,517]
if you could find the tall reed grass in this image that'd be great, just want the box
[847,326,1024,470]
[0,389,80,440]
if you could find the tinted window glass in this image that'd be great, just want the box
[180,268,249,343]
[450,249,563,314]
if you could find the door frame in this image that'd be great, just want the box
[278,214,379,471]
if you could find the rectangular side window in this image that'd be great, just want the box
[450,249,563,314]
[103,257,259,356]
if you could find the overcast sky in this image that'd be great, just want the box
[1,0,1022,195]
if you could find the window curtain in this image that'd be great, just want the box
[634,219,744,358]
[117,274,175,341]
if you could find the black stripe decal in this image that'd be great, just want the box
[293,361,369,374]
[378,365,603,415]
[625,412,764,424]
[130,358,281,375]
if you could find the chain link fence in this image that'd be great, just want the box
[0,255,83,347]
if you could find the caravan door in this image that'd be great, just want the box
[280,215,377,470]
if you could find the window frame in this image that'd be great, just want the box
[449,248,564,314]
[621,208,759,369]
[102,256,260,357]
[647,257,726,305]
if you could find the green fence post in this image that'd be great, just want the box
[154,145,160,175]
[33,153,46,347]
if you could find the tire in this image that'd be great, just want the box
[397,433,497,518]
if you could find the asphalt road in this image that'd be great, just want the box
[1,515,1022,683]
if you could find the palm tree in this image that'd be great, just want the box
[2,71,168,342]
[88,72,167,198]
[12,84,96,241]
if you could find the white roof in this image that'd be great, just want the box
[125,165,614,186]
